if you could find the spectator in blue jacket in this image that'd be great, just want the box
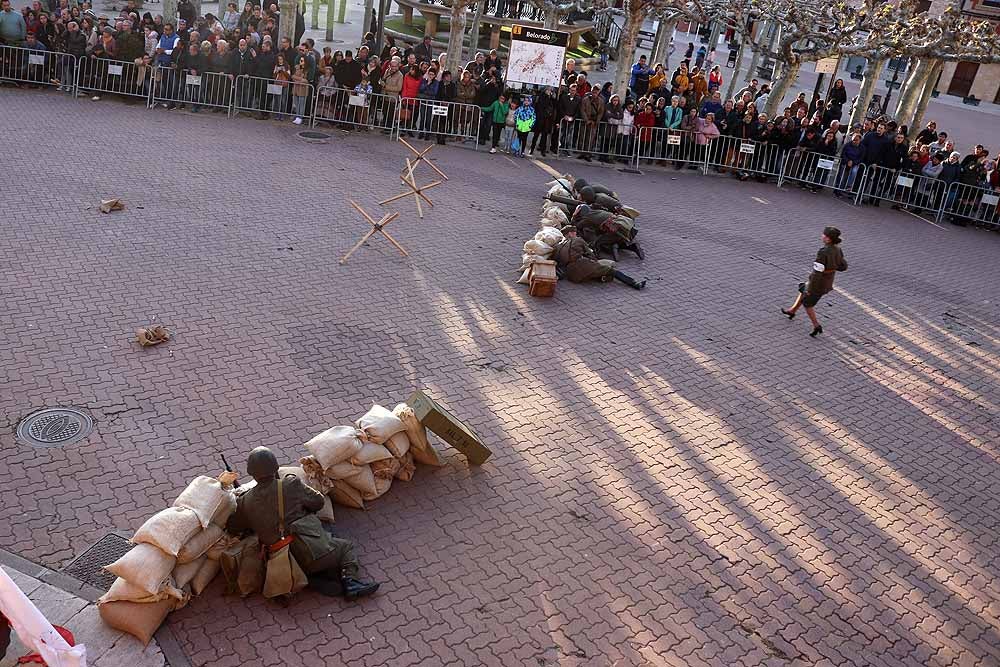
[0,0,26,45]
[629,55,652,97]
[699,90,723,119]
[835,132,865,196]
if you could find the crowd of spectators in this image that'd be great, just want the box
[1,0,996,224]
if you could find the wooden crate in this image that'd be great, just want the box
[528,260,557,298]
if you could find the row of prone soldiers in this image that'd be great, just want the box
[545,178,647,291]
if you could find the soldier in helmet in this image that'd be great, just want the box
[572,204,644,260]
[224,447,379,599]
[553,226,646,290]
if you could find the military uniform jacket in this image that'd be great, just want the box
[553,237,615,283]
[226,475,335,573]
[806,244,847,296]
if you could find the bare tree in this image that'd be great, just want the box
[443,0,477,76]
[526,0,587,29]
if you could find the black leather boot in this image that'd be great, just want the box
[612,270,646,291]
[342,577,380,600]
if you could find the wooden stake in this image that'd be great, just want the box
[398,137,449,181]
[379,158,441,219]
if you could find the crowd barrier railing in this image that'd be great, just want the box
[939,182,1000,228]
[149,66,235,114]
[313,87,399,132]
[76,57,152,100]
[779,149,867,201]
[8,67,1000,231]
[636,128,700,168]
[705,135,783,180]
[0,44,76,89]
[397,98,480,145]
[858,165,947,220]
[557,119,636,164]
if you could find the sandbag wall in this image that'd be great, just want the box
[300,403,445,511]
[99,476,238,644]
[515,180,575,284]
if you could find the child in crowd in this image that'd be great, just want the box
[316,66,337,120]
[503,98,518,153]
[482,93,509,154]
[512,95,535,158]
[291,59,309,124]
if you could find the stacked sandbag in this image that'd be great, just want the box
[100,475,236,644]
[517,227,564,285]
[300,402,446,510]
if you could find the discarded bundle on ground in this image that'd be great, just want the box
[100,475,237,644]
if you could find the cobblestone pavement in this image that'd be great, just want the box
[1,88,999,667]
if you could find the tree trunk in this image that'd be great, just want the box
[650,18,675,67]
[613,7,642,97]
[910,59,943,134]
[466,1,485,62]
[764,60,800,117]
[743,20,765,84]
[325,0,335,41]
[311,0,320,30]
[895,58,931,125]
[278,0,298,46]
[163,0,177,26]
[543,6,559,29]
[725,34,745,101]
[362,0,373,34]
[446,2,467,76]
[849,57,884,128]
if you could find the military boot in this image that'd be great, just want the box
[342,577,380,600]
[612,270,646,291]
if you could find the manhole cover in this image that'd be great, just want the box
[62,533,133,591]
[297,130,331,143]
[16,408,94,448]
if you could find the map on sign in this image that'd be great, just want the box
[507,25,569,89]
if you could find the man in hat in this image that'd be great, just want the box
[553,226,646,290]
[224,447,380,599]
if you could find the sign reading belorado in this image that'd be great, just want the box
[508,25,570,88]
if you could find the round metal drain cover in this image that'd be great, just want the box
[297,130,331,143]
[16,408,94,448]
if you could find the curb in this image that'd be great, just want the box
[0,547,193,667]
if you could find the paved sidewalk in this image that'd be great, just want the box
[0,556,166,667]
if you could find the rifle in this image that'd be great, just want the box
[220,453,240,489]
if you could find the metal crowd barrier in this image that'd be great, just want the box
[557,119,635,163]
[76,57,151,100]
[0,44,75,88]
[706,135,782,180]
[859,165,947,219]
[939,182,1000,228]
[313,87,399,132]
[232,74,293,118]
[397,98,480,145]
[636,127,699,167]
[150,66,234,114]
[779,149,867,201]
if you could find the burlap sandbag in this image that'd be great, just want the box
[523,239,553,257]
[330,480,365,510]
[99,577,184,605]
[177,525,225,564]
[371,457,401,480]
[210,490,237,528]
[344,463,376,496]
[98,598,174,646]
[279,466,335,522]
[304,425,364,469]
[205,534,239,561]
[325,461,361,480]
[385,431,410,458]
[361,475,392,502]
[174,476,230,529]
[105,543,177,595]
[283,463,334,496]
[392,403,445,466]
[535,226,564,247]
[298,457,336,494]
[191,558,221,595]
[395,451,416,482]
[132,507,202,557]
[351,442,393,465]
[172,556,205,589]
[355,404,405,445]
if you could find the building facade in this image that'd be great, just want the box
[932,0,1000,102]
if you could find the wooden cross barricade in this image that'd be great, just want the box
[379,158,441,219]
[340,200,408,265]
[398,137,449,181]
